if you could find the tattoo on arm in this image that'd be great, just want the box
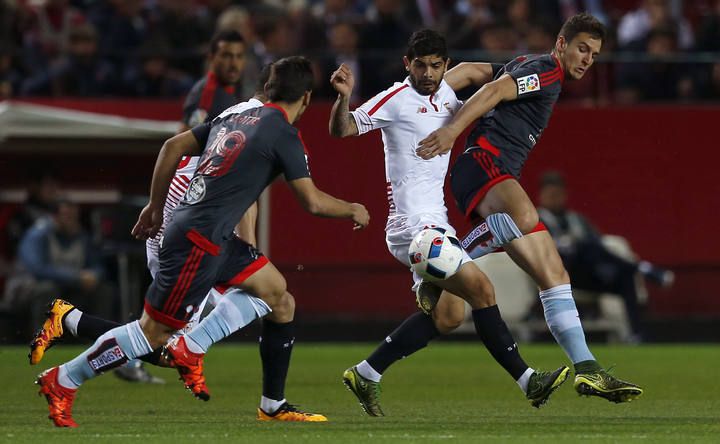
[329,94,358,137]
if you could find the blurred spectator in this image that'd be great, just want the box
[90,0,147,72]
[123,40,194,97]
[361,0,412,50]
[537,171,674,341]
[5,199,117,330]
[617,0,693,50]
[524,19,557,52]
[478,22,520,54]
[253,6,295,65]
[23,0,86,61]
[6,172,59,257]
[180,30,248,131]
[216,6,260,100]
[316,21,366,102]
[0,42,20,99]
[439,0,496,51]
[145,0,213,77]
[615,25,694,103]
[21,23,117,96]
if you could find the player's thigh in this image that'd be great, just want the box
[432,291,466,333]
[238,260,287,307]
[437,262,496,309]
[477,179,538,233]
[504,230,570,290]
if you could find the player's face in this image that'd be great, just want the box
[211,41,246,85]
[557,32,602,80]
[403,54,449,96]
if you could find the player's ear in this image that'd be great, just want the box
[403,56,410,72]
[302,90,312,107]
[556,36,567,54]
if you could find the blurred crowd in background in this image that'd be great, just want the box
[1,0,720,103]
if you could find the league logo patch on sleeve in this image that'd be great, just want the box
[516,74,540,95]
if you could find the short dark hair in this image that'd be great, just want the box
[558,13,605,43]
[406,29,448,61]
[265,56,313,102]
[209,30,245,55]
[255,62,274,96]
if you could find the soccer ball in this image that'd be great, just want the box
[408,227,463,281]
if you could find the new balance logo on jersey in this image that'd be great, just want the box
[516,74,540,95]
[417,106,428,113]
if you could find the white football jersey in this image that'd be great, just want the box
[145,98,263,277]
[351,78,461,219]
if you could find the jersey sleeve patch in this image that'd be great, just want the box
[516,74,541,95]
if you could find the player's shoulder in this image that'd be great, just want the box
[184,77,208,104]
[215,98,264,121]
[370,79,413,104]
[515,54,558,73]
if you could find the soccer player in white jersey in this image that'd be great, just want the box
[329,29,569,416]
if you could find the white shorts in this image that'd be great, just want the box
[385,213,472,290]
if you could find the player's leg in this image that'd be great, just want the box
[28,299,168,373]
[345,292,465,416]
[36,312,168,427]
[436,262,569,407]
[501,224,642,402]
[238,260,327,421]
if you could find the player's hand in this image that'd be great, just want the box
[330,63,355,98]
[350,203,370,230]
[417,126,458,159]
[131,204,163,240]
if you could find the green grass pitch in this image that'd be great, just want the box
[1,343,718,443]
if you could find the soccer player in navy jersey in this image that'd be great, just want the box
[34,56,369,427]
[417,13,642,403]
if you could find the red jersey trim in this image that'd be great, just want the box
[368,84,409,116]
[144,302,187,329]
[264,103,289,122]
[550,53,565,84]
[475,136,500,157]
[214,256,270,293]
[464,175,514,218]
[186,229,221,256]
[199,71,219,112]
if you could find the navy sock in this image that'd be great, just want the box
[77,313,121,340]
[367,312,440,374]
[259,320,294,401]
[472,305,528,380]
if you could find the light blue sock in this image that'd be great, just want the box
[539,284,595,364]
[462,213,523,259]
[58,320,152,388]
[185,289,271,353]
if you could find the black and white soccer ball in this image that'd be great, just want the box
[408,227,463,281]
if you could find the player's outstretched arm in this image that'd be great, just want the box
[131,130,203,240]
[328,63,359,138]
[287,177,369,230]
[445,62,497,91]
[416,74,517,160]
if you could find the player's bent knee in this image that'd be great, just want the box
[513,209,539,234]
[433,311,464,333]
[139,314,175,348]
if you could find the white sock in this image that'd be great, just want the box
[356,360,382,383]
[64,309,82,337]
[516,367,535,394]
[261,396,286,413]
